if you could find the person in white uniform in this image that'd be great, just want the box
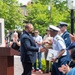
[49,25,68,75]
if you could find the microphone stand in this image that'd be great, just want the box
[5,32,12,47]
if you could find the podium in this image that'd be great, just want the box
[0,47,20,75]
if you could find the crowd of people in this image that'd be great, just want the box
[5,22,75,75]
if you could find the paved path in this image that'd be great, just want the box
[14,56,50,75]
[14,56,23,75]
[32,71,50,75]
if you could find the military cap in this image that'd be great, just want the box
[49,25,60,32]
[59,22,68,27]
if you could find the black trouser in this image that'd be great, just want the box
[22,62,32,75]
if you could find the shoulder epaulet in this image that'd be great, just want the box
[56,37,60,41]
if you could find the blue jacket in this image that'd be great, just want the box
[61,31,71,49]
[66,67,75,75]
[20,31,39,63]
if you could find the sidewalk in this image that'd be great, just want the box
[32,71,50,75]
[14,56,50,75]
[14,56,22,75]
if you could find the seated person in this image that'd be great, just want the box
[58,44,75,75]
[58,33,75,75]
[68,42,75,68]
[10,32,20,50]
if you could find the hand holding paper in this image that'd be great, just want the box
[46,49,59,61]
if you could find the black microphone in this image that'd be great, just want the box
[6,32,12,38]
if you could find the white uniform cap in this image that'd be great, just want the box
[58,22,68,28]
[49,25,60,32]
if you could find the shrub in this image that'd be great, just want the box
[41,59,46,72]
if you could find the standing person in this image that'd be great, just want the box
[42,28,53,73]
[49,25,68,75]
[33,30,42,72]
[58,22,71,49]
[20,23,46,75]
[10,32,20,51]
[58,22,71,64]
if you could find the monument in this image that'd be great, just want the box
[0,18,5,47]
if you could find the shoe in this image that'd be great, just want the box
[38,69,43,73]
[32,69,36,72]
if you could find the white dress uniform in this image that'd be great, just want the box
[49,25,68,75]
[53,34,67,57]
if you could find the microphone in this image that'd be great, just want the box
[6,32,12,38]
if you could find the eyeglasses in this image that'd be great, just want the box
[34,32,38,33]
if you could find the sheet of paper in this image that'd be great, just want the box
[46,49,59,61]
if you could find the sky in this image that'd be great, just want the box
[18,0,31,5]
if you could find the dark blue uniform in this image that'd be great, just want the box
[61,31,71,64]
[61,31,71,49]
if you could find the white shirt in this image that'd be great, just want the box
[33,35,42,47]
[52,34,67,56]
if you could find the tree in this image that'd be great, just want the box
[26,2,50,35]
[28,0,71,33]
[32,0,51,5]
[0,0,25,32]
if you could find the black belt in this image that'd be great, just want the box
[59,55,67,59]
